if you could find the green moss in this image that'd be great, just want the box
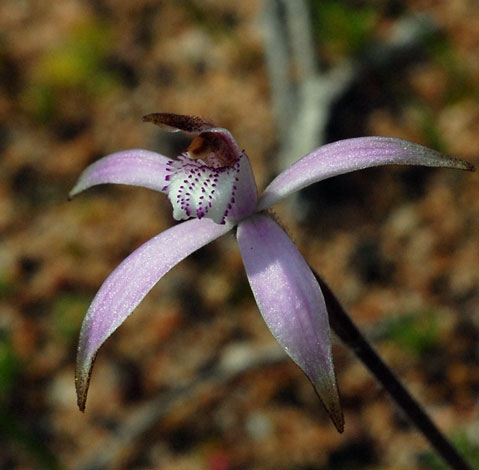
[410,102,448,154]
[379,310,440,357]
[0,276,13,299]
[182,0,236,36]
[0,408,61,470]
[425,37,476,104]
[36,20,116,91]
[0,336,20,401]
[24,18,119,121]
[23,83,56,122]
[309,0,379,59]
[418,430,479,469]
[52,293,90,339]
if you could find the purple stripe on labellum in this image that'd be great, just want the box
[162,154,242,224]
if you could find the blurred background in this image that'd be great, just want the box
[0,0,478,468]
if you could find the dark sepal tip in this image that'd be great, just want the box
[464,161,476,172]
[142,113,215,133]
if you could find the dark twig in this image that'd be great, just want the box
[314,271,473,470]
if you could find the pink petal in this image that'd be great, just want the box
[69,149,172,198]
[237,214,343,431]
[76,218,232,411]
[226,152,258,222]
[258,137,475,211]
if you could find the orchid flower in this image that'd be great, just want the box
[71,113,473,432]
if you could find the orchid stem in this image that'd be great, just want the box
[314,272,472,470]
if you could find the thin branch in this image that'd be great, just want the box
[260,0,355,170]
[260,0,438,172]
[282,0,317,80]
[261,0,293,141]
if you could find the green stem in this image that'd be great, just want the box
[314,271,472,470]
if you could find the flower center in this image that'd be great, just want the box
[187,132,240,168]
[163,154,241,224]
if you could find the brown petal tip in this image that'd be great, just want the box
[311,380,344,433]
[327,398,345,434]
[75,375,88,412]
[462,160,476,172]
[75,353,97,413]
